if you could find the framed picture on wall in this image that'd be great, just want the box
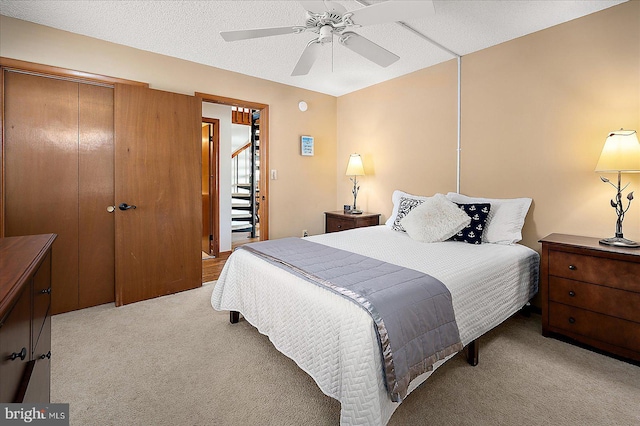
[301,135,314,156]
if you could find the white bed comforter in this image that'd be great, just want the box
[211,225,539,425]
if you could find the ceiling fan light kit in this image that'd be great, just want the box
[220,1,436,76]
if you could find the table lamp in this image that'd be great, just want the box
[595,129,640,248]
[346,153,365,214]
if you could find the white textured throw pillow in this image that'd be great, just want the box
[445,192,532,244]
[400,194,471,243]
[385,190,430,228]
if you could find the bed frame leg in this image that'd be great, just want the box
[230,310,239,324]
[520,302,532,317]
[465,339,479,366]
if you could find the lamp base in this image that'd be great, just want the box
[599,236,640,248]
[350,209,363,214]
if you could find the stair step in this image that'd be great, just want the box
[232,218,254,223]
[232,223,253,232]
[232,212,253,219]
[232,218,252,226]
[232,192,251,199]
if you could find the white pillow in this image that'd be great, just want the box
[385,190,430,228]
[445,192,532,244]
[400,194,471,243]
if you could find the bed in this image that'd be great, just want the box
[211,192,539,425]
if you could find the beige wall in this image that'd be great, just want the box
[337,1,640,250]
[0,15,338,239]
[337,60,459,217]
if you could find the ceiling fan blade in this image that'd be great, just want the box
[299,1,330,14]
[291,40,322,76]
[340,32,399,68]
[347,0,435,27]
[299,1,347,14]
[220,26,300,42]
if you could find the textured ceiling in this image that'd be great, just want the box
[0,0,627,96]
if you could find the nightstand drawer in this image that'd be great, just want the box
[549,302,640,353]
[549,250,640,293]
[326,218,356,233]
[324,211,380,234]
[549,277,640,323]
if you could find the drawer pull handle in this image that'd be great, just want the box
[39,351,52,360]
[337,225,342,228]
[568,291,575,297]
[568,317,576,324]
[9,347,27,361]
[568,265,577,271]
[40,287,51,295]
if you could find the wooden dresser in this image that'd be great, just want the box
[540,233,640,362]
[0,233,56,402]
[324,211,380,233]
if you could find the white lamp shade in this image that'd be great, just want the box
[595,129,640,173]
[345,154,365,176]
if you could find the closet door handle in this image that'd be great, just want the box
[9,347,27,361]
[118,203,137,211]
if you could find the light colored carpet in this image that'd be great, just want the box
[51,283,640,426]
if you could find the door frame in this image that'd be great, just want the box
[196,93,269,242]
[202,118,220,257]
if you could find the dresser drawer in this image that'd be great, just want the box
[549,277,640,323]
[0,286,31,402]
[32,252,51,349]
[326,217,356,233]
[549,250,640,293]
[0,234,55,403]
[27,315,51,403]
[549,302,640,353]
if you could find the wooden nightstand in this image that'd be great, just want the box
[539,233,640,362]
[324,211,380,233]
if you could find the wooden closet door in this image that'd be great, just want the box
[3,71,115,314]
[4,72,80,314]
[114,84,201,305]
[78,84,115,308]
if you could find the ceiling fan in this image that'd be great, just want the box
[220,1,435,76]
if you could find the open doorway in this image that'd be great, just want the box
[198,92,269,261]
[230,107,260,248]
